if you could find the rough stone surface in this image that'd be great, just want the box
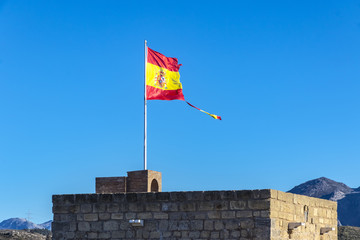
[52,190,337,240]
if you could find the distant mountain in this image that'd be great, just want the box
[38,221,51,230]
[288,177,360,227]
[0,218,51,230]
[338,193,360,227]
[288,177,353,199]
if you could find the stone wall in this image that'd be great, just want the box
[52,189,337,240]
[270,190,337,240]
[52,190,272,240]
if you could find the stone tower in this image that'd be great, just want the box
[95,170,162,194]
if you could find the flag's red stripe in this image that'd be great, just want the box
[186,101,201,111]
[146,85,185,100]
[147,47,182,72]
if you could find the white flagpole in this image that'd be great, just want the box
[144,40,148,170]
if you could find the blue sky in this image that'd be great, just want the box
[0,0,359,223]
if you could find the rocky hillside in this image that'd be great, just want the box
[338,226,360,240]
[0,230,50,240]
[288,177,360,226]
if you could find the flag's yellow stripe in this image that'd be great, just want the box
[200,110,220,120]
[146,63,182,91]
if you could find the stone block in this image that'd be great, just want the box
[178,220,190,230]
[204,220,214,230]
[179,202,196,211]
[231,230,241,237]
[119,221,129,230]
[158,220,168,230]
[253,211,260,217]
[80,204,92,213]
[201,230,210,238]
[137,212,153,219]
[248,200,270,210]
[98,232,111,239]
[149,231,160,238]
[78,222,90,231]
[104,220,119,231]
[154,212,168,219]
[210,231,220,238]
[225,220,240,230]
[181,231,190,238]
[198,201,214,211]
[220,191,236,200]
[189,231,200,238]
[125,230,135,238]
[220,229,230,238]
[230,200,247,210]
[99,213,111,220]
[52,222,70,232]
[107,203,120,212]
[170,192,187,201]
[64,231,75,239]
[87,232,97,239]
[235,190,252,200]
[207,211,221,219]
[214,220,224,230]
[277,191,293,203]
[236,210,253,218]
[169,212,185,220]
[221,211,236,219]
[90,222,103,231]
[204,191,222,201]
[112,194,126,203]
[162,202,178,212]
[145,203,161,211]
[111,213,123,220]
[112,231,125,238]
[129,202,144,212]
[83,213,98,221]
[76,214,83,221]
[214,201,228,210]
[125,193,137,202]
[155,192,170,201]
[98,194,113,203]
[125,212,136,219]
[186,191,204,201]
[53,205,70,214]
[240,219,254,228]
[190,220,203,230]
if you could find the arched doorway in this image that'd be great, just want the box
[151,179,159,192]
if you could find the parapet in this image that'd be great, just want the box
[52,189,337,240]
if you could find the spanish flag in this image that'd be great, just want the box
[146,47,221,120]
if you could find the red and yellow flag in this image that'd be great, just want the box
[146,47,221,120]
[146,47,184,100]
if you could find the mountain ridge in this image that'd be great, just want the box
[0,219,51,231]
[288,177,360,227]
